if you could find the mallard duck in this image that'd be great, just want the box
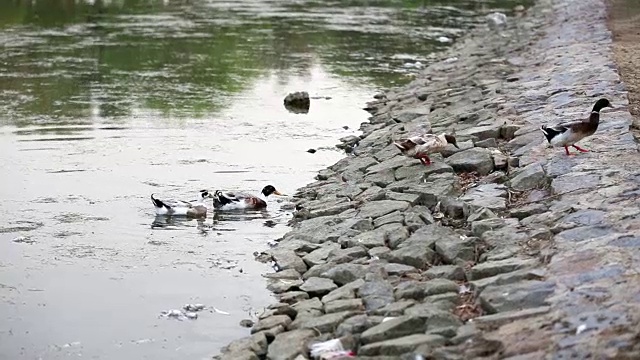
[393,133,459,166]
[213,185,285,210]
[151,190,213,217]
[541,98,613,155]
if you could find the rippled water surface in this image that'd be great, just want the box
[0,0,528,359]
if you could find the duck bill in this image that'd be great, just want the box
[273,190,285,196]
[453,143,460,149]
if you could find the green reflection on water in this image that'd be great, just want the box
[0,0,531,125]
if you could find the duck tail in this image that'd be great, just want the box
[540,125,560,143]
[151,194,170,209]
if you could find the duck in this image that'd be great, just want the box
[212,185,285,210]
[541,98,613,155]
[393,133,459,166]
[151,190,213,217]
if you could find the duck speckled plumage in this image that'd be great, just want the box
[393,133,459,166]
[151,190,213,217]
[212,185,285,210]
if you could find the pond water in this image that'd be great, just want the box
[0,0,527,359]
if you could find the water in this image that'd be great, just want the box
[0,0,528,359]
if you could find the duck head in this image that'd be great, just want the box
[592,98,614,112]
[444,134,459,148]
[200,190,214,199]
[262,185,285,197]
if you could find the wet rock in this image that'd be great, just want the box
[267,329,316,360]
[299,277,338,297]
[267,278,304,294]
[510,163,546,191]
[219,350,259,360]
[435,235,477,264]
[271,249,308,274]
[337,135,360,150]
[460,183,507,211]
[480,280,555,314]
[360,315,426,344]
[321,263,368,286]
[508,203,548,220]
[278,291,309,304]
[358,200,410,220]
[283,91,310,114]
[358,278,395,311]
[471,217,519,237]
[221,332,268,357]
[468,258,539,281]
[289,310,357,333]
[395,278,459,300]
[322,279,365,303]
[302,243,341,267]
[445,148,494,175]
[358,334,446,356]
[251,315,292,334]
[424,265,466,281]
[324,298,364,313]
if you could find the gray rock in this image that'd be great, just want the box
[335,314,376,337]
[424,265,466,281]
[393,106,430,123]
[395,278,459,300]
[466,207,497,222]
[379,223,410,248]
[434,235,477,264]
[301,243,341,268]
[445,148,494,175]
[364,168,396,187]
[322,279,365,303]
[450,323,479,345]
[383,263,419,276]
[277,291,309,304]
[251,315,292,334]
[425,311,463,332]
[358,334,446,356]
[328,246,368,264]
[324,298,364,313]
[510,163,546,191]
[403,206,435,231]
[492,153,508,170]
[501,124,521,140]
[272,249,308,274]
[267,278,304,294]
[458,124,502,141]
[508,203,549,220]
[265,303,298,319]
[358,200,410,220]
[342,228,387,249]
[292,297,323,312]
[475,138,498,148]
[299,277,338,297]
[267,329,316,360]
[472,306,551,327]
[373,211,404,228]
[460,183,507,211]
[360,315,426,344]
[321,263,368,286]
[303,262,335,279]
[264,269,302,280]
[289,310,357,333]
[384,244,437,270]
[480,280,555,314]
[471,268,544,291]
[372,300,417,316]
[469,258,539,281]
[358,279,395,311]
[355,186,387,202]
[219,350,259,360]
[441,140,474,157]
[439,196,469,219]
[471,217,519,237]
[221,332,268,357]
[369,246,391,259]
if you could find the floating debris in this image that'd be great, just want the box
[213,307,230,315]
[159,309,198,321]
[12,236,35,244]
[436,36,452,43]
[239,319,254,328]
[183,303,205,312]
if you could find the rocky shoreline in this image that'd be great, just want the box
[216,0,640,358]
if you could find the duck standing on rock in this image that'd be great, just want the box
[212,185,285,210]
[394,133,459,166]
[151,190,213,217]
[540,98,613,156]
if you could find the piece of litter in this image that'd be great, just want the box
[459,284,472,294]
[213,307,230,315]
[183,303,205,312]
[309,339,355,359]
[160,308,198,321]
[382,317,396,323]
[436,36,452,43]
[184,312,198,320]
[576,324,587,335]
[12,236,35,244]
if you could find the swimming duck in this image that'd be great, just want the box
[213,185,285,210]
[151,190,213,217]
[394,133,459,166]
[541,98,613,155]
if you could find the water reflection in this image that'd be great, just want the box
[0,0,531,126]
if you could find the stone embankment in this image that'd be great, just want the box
[216,0,640,358]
